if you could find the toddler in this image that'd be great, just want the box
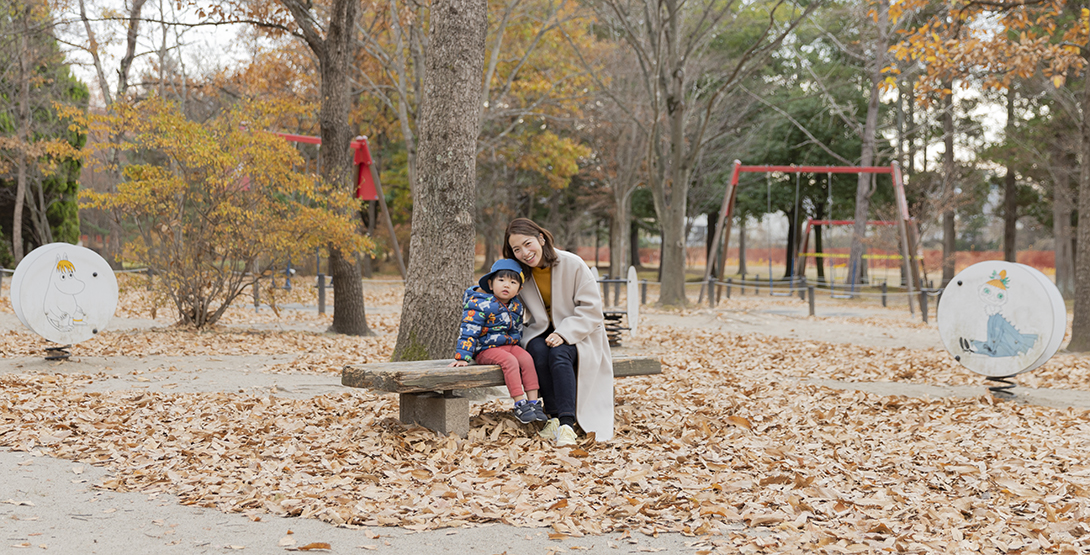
[450,259,547,424]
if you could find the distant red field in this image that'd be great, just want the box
[574,245,1056,275]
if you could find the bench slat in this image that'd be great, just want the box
[342,355,660,394]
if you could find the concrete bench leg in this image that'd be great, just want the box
[399,391,469,437]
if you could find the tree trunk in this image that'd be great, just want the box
[330,247,371,334]
[1003,87,1018,262]
[848,0,887,290]
[630,221,641,270]
[656,227,664,283]
[646,0,690,307]
[942,84,956,285]
[737,224,747,275]
[480,231,496,272]
[705,210,716,279]
[393,0,486,361]
[815,203,825,282]
[784,207,796,278]
[1054,176,1075,298]
[907,76,916,177]
[610,192,630,279]
[656,198,688,305]
[362,201,376,278]
[1069,70,1090,350]
[315,0,371,336]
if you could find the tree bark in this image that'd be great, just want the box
[649,0,690,306]
[784,207,796,279]
[907,77,916,177]
[393,0,487,361]
[655,198,688,305]
[330,247,371,334]
[362,201,376,278]
[847,0,888,290]
[608,123,642,279]
[705,210,716,279]
[942,84,956,285]
[737,224,747,275]
[1053,174,1075,297]
[610,194,630,278]
[814,202,825,282]
[1069,70,1090,351]
[480,232,496,272]
[1003,87,1018,262]
[630,221,641,270]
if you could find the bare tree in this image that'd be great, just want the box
[62,0,150,267]
[1,1,85,262]
[940,81,955,285]
[580,47,646,277]
[12,4,33,262]
[846,0,891,290]
[589,0,818,305]
[275,0,373,335]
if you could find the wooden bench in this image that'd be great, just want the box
[342,356,662,437]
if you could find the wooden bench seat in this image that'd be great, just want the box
[342,356,661,437]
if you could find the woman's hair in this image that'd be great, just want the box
[503,218,559,268]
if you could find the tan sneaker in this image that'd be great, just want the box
[556,424,577,447]
[538,418,559,440]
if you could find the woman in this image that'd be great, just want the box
[504,218,614,445]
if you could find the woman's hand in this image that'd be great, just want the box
[449,360,469,367]
[545,333,565,347]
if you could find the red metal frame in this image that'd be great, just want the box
[273,133,378,200]
[732,165,893,177]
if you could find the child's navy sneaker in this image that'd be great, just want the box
[530,399,548,422]
[513,400,538,424]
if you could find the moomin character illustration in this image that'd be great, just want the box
[44,254,87,332]
[958,270,1038,358]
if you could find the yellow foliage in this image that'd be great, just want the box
[73,96,371,327]
[511,130,591,190]
[891,0,1089,98]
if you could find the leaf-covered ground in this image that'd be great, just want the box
[1,278,1088,554]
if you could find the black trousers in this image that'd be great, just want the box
[525,327,578,419]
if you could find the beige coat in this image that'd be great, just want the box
[519,250,614,441]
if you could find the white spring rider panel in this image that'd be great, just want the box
[11,243,118,346]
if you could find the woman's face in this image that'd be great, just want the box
[509,233,545,268]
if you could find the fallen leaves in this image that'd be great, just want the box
[289,542,332,551]
[1,284,1089,553]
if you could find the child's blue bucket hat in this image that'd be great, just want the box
[479,258,524,294]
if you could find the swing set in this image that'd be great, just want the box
[701,160,922,312]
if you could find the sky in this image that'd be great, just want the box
[54,0,254,107]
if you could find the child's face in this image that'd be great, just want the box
[490,275,521,302]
